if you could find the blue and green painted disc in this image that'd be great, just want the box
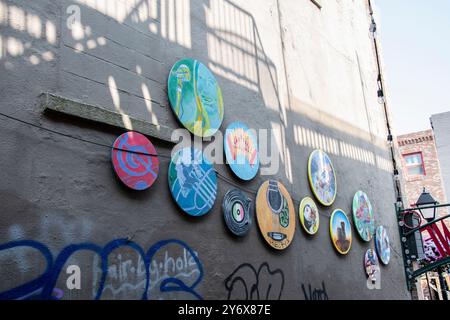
[168,58,224,137]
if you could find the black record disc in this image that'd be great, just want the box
[222,189,252,236]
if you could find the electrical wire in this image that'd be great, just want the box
[2,110,404,256]
[1,109,345,222]
[0,109,346,222]
[214,169,339,220]
[367,0,412,269]
[389,244,403,259]
[367,0,403,202]
[0,111,172,159]
[214,170,258,195]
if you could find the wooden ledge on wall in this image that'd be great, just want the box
[39,92,174,143]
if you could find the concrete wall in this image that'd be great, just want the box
[0,0,410,300]
[431,111,450,204]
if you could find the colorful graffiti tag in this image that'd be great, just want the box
[167,58,224,137]
[352,191,375,242]
[423,236,443,263]
[0,239,203,300]
[168,147,218,217]
[224,122,259,181]
[111,132,159,190]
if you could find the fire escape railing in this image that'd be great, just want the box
[396,203,450,299]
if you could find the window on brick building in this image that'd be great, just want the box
[403,152,425,176]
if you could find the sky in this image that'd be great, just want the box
[375,0,450,135]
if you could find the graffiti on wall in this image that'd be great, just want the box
[224,262,284,300]
[301,281,329,300]
[421,221,450,260]
[0,239,203,300]
[423,236,443,263]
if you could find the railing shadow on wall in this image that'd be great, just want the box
[0,0,400,300]
[0,0,393,176]
[0,1,59,67]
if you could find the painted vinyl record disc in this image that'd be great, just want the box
[111,131,159,190]
[222,189,252,236]
[330,209,352,255]
[168,147,217,216]
[352,191,375,241]
[167,58,224,137]
[364,249,380,283]
[224,122,259,181]
[256,180,296,250]
[308,149,337,206]
[375,225,391,265]
[299,197,320,235]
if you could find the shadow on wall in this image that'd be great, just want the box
[0,0,399,300]
[0,0,392,180]
[0,1,59,67]
[57,0,283,139]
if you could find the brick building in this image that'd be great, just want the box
[397,129,450,300]
[397,129,447,212]
[431,111,450,203]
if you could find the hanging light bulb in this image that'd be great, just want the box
[387,133,393,146]
[396,196,403,209]
[377,75,385,104]
[369,17,377,38]
[393,169,400,181]
[377,89,385,104]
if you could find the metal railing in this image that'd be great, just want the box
[396,203,450,300]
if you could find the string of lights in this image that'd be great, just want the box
[367,0,403,208]
[367,0,423,282]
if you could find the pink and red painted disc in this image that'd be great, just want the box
[111,132,159,190]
